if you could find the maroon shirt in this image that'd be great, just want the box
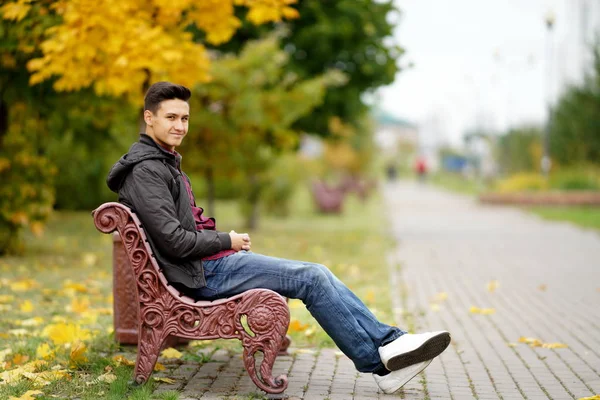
[181,177,236,261]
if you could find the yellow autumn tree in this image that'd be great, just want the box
[1,0,299,98]
[0,0,298,254]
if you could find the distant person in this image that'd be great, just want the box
[106,81,451,394]
[386,162,397,181]
[415,156,428,183]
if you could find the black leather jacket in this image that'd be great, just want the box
[106,134,231,288]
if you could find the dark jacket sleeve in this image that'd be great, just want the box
[126,164,231,259]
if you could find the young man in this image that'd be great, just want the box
[107,81,451,394]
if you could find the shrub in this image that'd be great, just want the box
[494,173,548,193]
[549,166,600,191]
[0,114,56,255]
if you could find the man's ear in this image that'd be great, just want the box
[143,110,153,127]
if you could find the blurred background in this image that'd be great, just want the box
[1,0,599,254]
[0,2,599,396]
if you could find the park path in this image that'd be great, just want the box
[384,181,600,400]
[155,180,600,399]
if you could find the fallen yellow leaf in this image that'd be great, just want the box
[11,354,29,365]
[0,360,48,386]
[0,367,23,385]
[42,323,91,345]
[189,340,212,347]
[10,279,40,292]
[69,341,88,366]
[578,395,600,400]
[36,343,54,360]
[288,299,302,309]
[62,281,88,294]
[82,253,97,267]
[542,342,568,349]
[433,292,448,302]
[9,390,43,400]
[154,362,166,371]
[97,372,117,383]
[66,296,90,314]
[507,342,518,347]
[292,349,316,355]
[160,348,182,359]
[288,319,309,332]
[19,300,34,313]
[112,355,135,366]
[519,337,543,347]
[154,377,176,384]
[0,295,14,303]
[486,280,499,293]
[21,369,69,386]
[430,303,440,312]
[469,306,496,315]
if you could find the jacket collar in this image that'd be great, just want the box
[140,132,181,155]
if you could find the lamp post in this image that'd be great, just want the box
[542,10,555,177]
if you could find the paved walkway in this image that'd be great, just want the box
[155,181,600,399]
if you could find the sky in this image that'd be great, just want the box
[377,0,576,147]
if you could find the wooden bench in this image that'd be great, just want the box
[92,202,290,394]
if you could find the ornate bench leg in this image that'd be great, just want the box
[134,328,165,384]
[237,290,290,394]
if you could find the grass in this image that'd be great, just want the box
[526,206,600,231]
[429,172,487,196]
[0,184,393,399]
[430,172,600,232]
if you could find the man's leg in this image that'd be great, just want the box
[198,251,403,373]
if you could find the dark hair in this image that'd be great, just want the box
[144,81,191,114]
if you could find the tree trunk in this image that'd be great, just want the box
[0,99,7,149]
[138,106,145,133]
[245,175,261,230]
[138,70,151,133]
[205,166,215,218]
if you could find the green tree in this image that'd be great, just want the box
[180,37,345,228]
[217,0,404,136]
[497,125,543,174]
[550,45,600,166]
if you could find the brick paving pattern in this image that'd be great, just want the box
[154,181,600,399]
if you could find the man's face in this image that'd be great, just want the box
[144,99,189,151]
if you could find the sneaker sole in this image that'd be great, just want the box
[378,359,433,394]
[386,332,451,371]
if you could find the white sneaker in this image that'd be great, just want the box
[379,330,450,371]
[373,359,432,394]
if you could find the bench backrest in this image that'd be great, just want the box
[92,202,227,307]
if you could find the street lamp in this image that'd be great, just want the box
[542,10,555,177]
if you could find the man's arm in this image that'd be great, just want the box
[127,164,231,259]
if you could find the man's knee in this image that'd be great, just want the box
[305,263,331,289]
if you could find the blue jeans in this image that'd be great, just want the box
[189,251,404,373]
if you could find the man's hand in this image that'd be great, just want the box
[229,230,251,251]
